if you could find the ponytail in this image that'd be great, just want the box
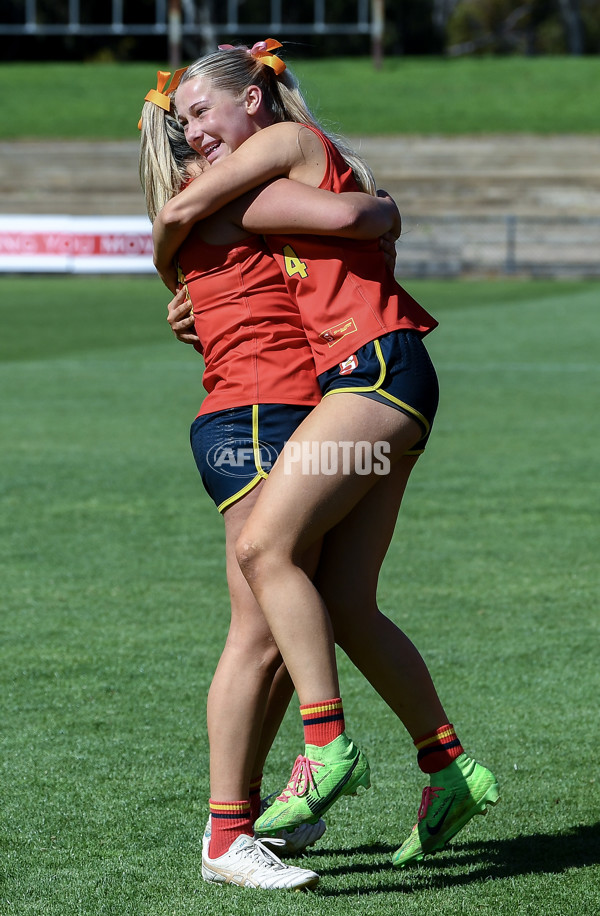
[139,100,196,223]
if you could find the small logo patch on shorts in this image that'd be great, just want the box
[339,354,358,376]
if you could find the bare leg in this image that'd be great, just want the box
[236,393,422,706]
[316,456,448,740]
[208,483,289,801]
[208,483,321,800]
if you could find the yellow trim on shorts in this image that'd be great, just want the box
[218,474,263,513]
[217,405,269,514]
[376,388,430,437]
[323,337,431,437]
[252,404,270,477]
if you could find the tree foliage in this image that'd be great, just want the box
[1,0,599,60]
[446,0,600,55]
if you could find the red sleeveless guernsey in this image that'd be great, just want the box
[178,230,320,416]
[265,125,438,375]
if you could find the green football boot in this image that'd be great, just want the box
[254,733,370,835]
[392,753,500,867]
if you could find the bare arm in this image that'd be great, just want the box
[155,180,401,291]
[237,179,401,240]
[153,122,305,279]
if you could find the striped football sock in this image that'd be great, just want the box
[208,799,253,859]
[415,723,464,774]
[300,697,345,747]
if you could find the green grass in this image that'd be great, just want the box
[1,276,599,914]
[3,56,600,139]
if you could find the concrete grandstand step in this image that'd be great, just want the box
[1,135,599,218]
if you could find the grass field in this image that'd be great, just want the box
[1,275,598,915]
[3,56,600,139]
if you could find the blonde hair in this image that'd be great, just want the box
[178,46,376,195]
[139,99,197,223]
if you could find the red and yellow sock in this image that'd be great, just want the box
[415,723,464,774]
[208,799,252,859]
[300,697,345,747]
[249,773,262,824]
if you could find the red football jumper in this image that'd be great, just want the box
[177,231,321,417]
[265,125,438,376]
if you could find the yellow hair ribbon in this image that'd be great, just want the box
[218,39,286,76]
[138,67,187,129]
[250,39,286,76]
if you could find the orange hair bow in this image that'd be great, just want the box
[218,38,286,76]
[138,67,187,129]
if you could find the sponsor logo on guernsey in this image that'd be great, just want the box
[319,317,357,347]
[338,354,358,376]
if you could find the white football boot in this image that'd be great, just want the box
[201,832,319,889]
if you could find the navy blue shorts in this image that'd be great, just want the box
[317,330,439,453]
[190,403,314,512]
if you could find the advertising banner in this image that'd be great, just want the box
[0,215,154,273]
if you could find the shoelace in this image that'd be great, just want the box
[247,837,287,869]
[417,785,444,821]
[277,755,325,801]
